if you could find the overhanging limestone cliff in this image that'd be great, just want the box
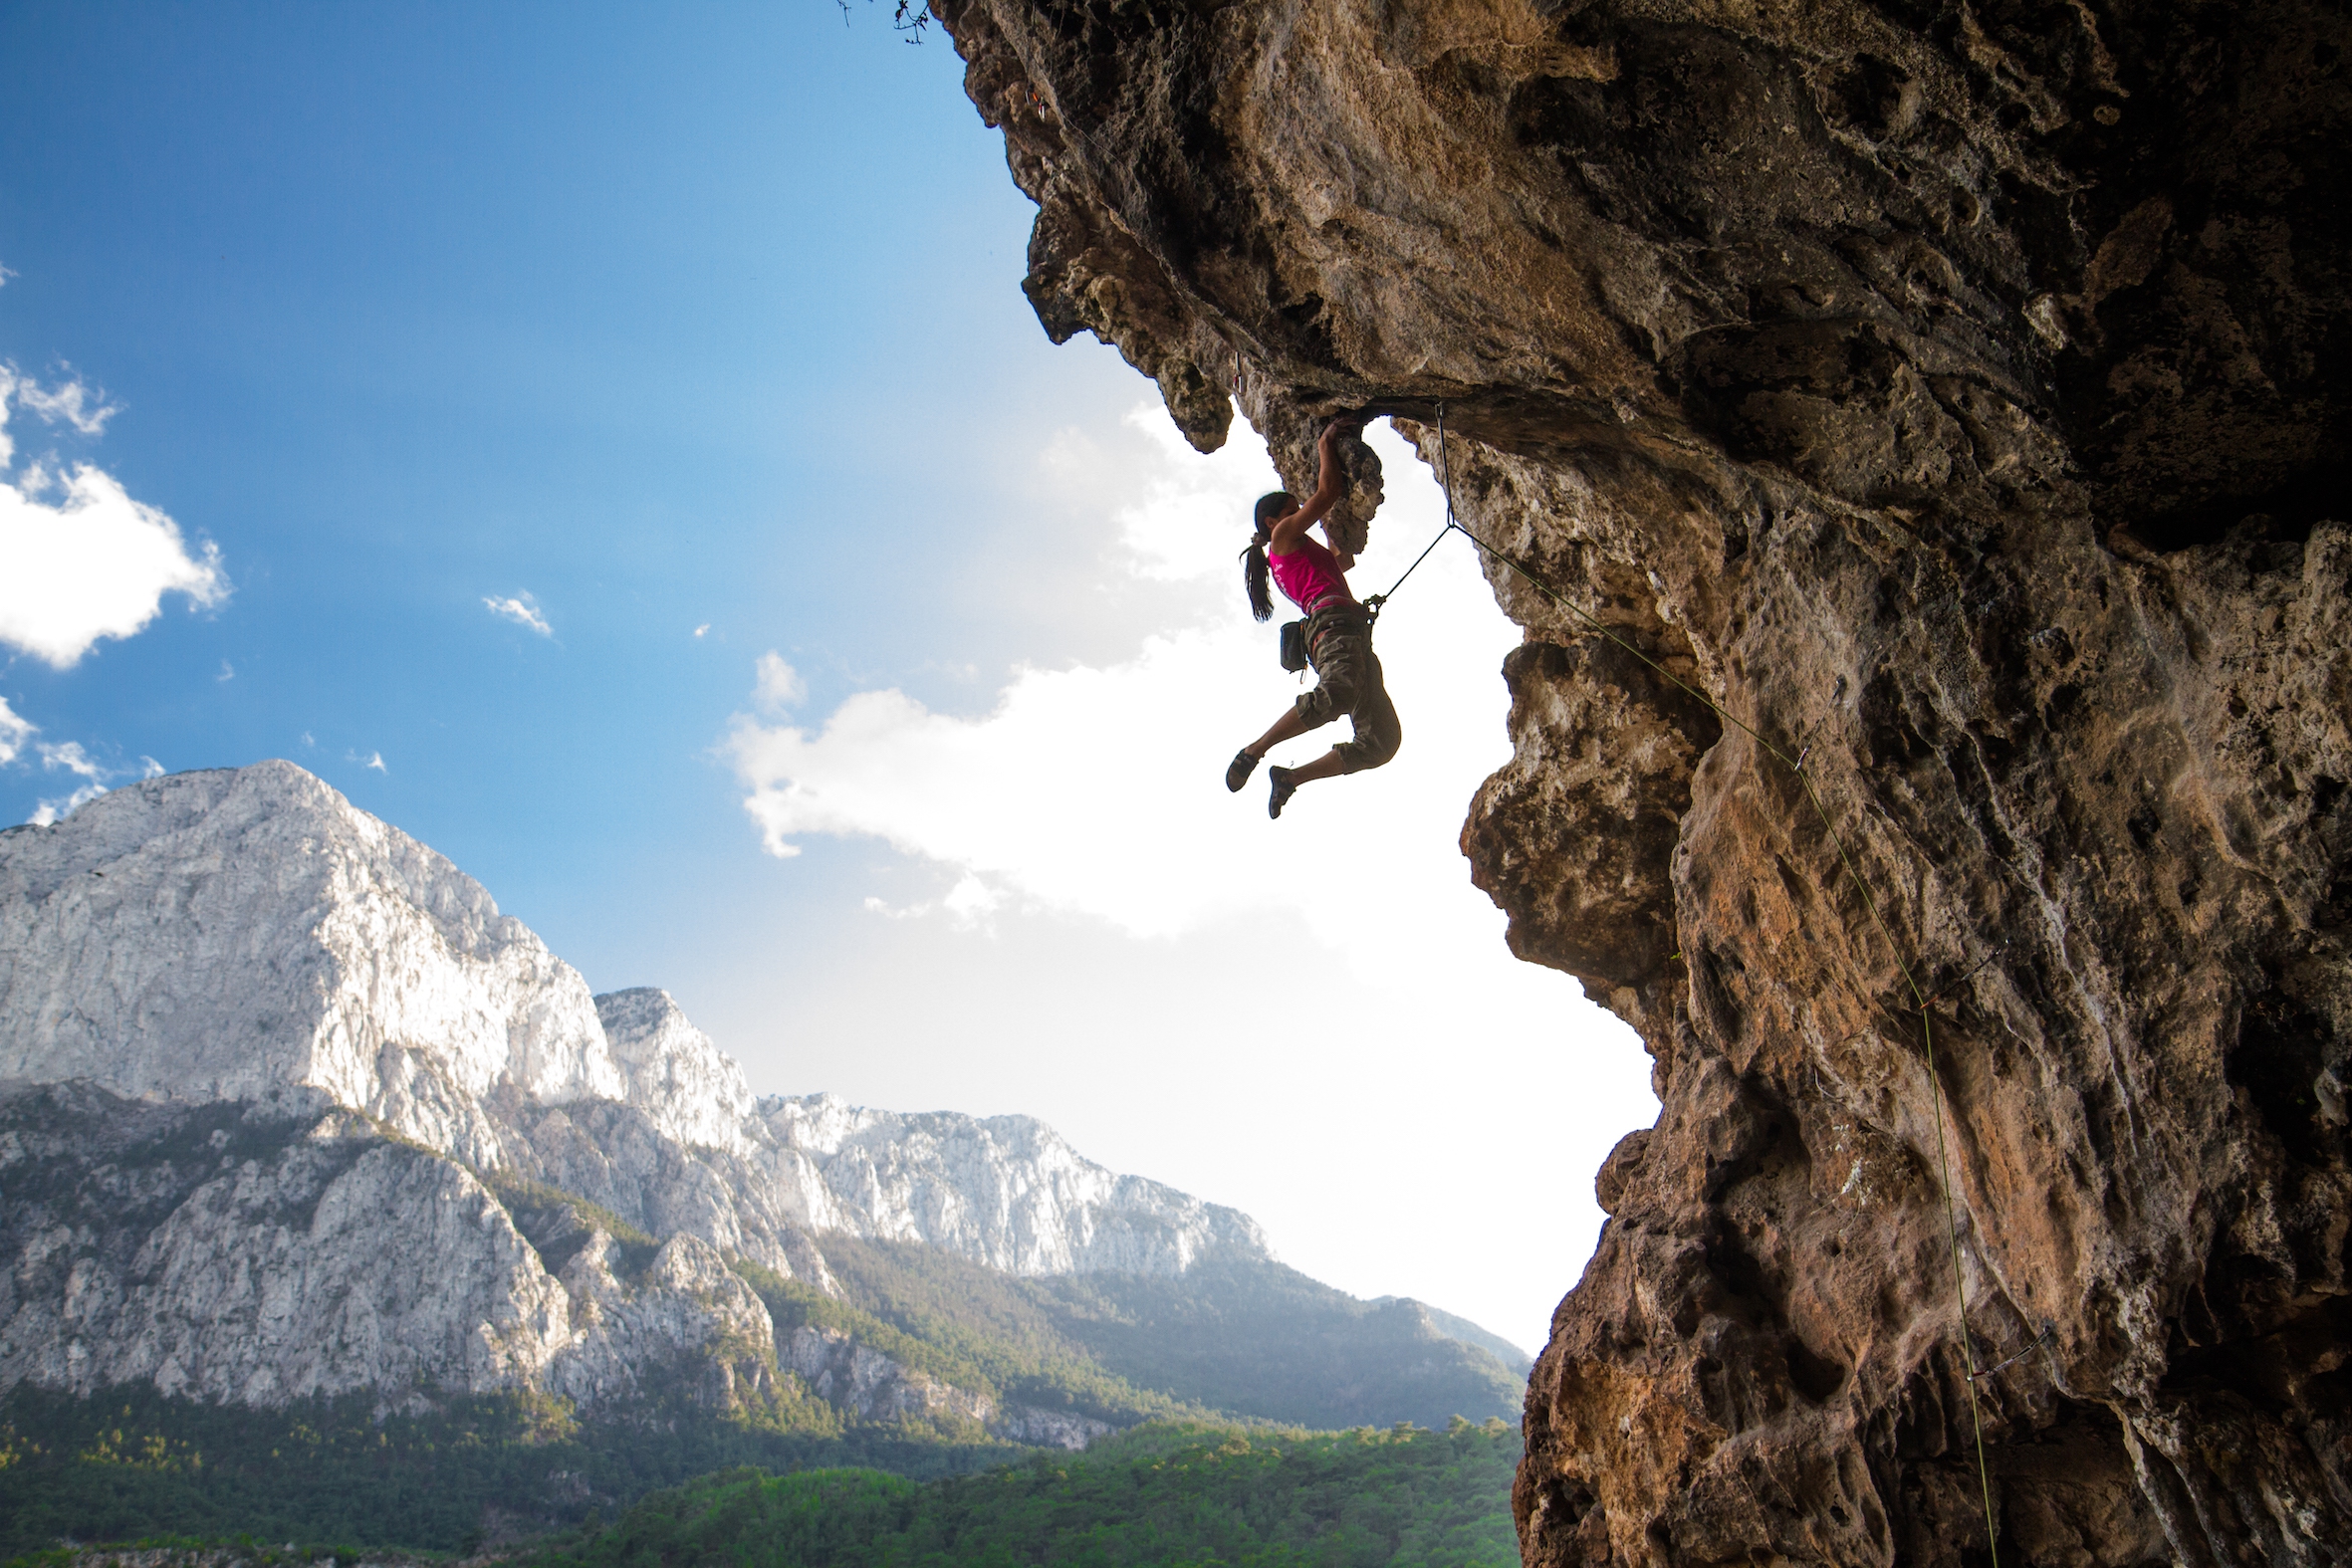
[932,0,2352,1561]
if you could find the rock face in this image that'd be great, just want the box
[0,762,1511,1442]
[0,761,621,1163]
[0,1083,769,1412]
[778,1322,1114,1447]
[0,763,1264,1289]
[769,1097,1261,1275]
[596,988,757,1156]
[0,764,1274,1423]
[933,0,2351,1562]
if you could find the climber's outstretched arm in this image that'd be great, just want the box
[1269,421,1352,554]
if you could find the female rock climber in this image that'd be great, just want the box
[1225,417,1402,818]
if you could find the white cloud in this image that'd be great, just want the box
[727,411,1523,984]
[715,397,1658,1351]
[39,740,105,781]
[694,622,712,639]
[0,697,32,766]
[11,370,118,436]
[1109,402,1281,583]
[217,658,235,682]
[752,652,806,715]
[29,786,102,827]
[484,591,553,636]
[0,368,229,669]
[862,872,1007,931]
[350,750,387,773]
[25,740,162,825]
[940,871,1004,931]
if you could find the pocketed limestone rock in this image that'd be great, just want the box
[934,0,2352,1559]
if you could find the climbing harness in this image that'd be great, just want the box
[1375,398,2010,1564]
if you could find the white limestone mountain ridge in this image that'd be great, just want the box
[0,760,1263,1285]
[1,761,1529,1440]
[0,1081,783,1412]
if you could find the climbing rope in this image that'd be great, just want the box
[1361,520,1454,621]
[1362,404,1473,622]
[1394,400,2005,1561]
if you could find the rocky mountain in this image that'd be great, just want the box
[0,761,1521,1462]
[0,1081,781,1413]
[0,762,1256,1286]
[928,1,2352,1563]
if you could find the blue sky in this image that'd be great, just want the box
[0,1,1654,1352]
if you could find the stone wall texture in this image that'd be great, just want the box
[929,0,2352,1560]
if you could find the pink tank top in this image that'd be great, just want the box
[1268,537,1354,613]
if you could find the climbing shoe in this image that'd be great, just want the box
[1268,766,1299,819]
[1226,749,1262,792]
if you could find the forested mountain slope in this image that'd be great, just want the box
[515,1422,1523,1568]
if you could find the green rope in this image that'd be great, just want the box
[1420,401,2002,1561]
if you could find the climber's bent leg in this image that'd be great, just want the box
[1241,612,1380,795]
[1332,649,1401,774]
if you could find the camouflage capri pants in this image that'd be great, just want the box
[1294,609,1403,774]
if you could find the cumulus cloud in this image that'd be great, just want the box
[0,368,229,668]
[728,409,1522,983]
[752,652,806,715]
[484,591,553,636]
